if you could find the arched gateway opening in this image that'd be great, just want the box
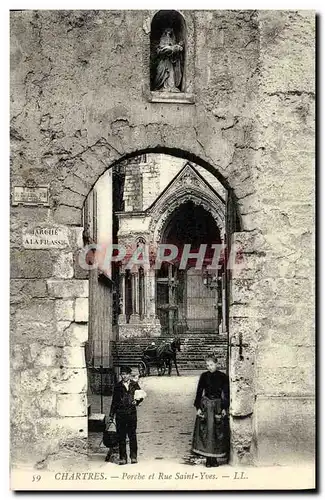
[84,152,241,464]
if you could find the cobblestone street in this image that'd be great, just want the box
[89,373,203,464]
[136,374,199,463]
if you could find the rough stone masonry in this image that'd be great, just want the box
[10,10,315,468]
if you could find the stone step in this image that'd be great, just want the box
[114,360,227,368]
[114,345,227,350]
[114,345,227,351]
[114,350,225,355]
[113,346,227,357]
[113,357,226,363]
[114,342,228,347]
[113,335,228,343]
[112,364,226,372]
[114,340,226,344]
[114,349,227,354]
[114,342,226,346]
[114,356,226,361]
[112,336,228,371]
[167,342,225,345]
[114,353,226,357]
[115,336,227,341]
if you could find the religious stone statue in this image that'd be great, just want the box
[153,28,184,92]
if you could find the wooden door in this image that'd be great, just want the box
[156,264,178,335]
[185,267,217,332]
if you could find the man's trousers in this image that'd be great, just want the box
[116,411,137,461]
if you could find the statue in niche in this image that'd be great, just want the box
[152,27,184,92]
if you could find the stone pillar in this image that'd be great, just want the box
[147,268,157,319]
[118,264,161,338]
[148,268,161,334]
[47,277,89,462]
[137,268,145,318]
[130,271,140,324]
[143,271,147,317]
[131,272,136,313]
[228,232,262,466]
[213,277,219,332]
[221,272,227,333]
[135,272,140,315]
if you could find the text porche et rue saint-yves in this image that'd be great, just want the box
[54,471,248,481]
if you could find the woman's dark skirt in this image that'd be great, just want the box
[192,396,229,461]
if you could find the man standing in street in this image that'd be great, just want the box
[108,366,144,465]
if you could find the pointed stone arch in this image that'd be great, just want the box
[150,189,225,244]
[145,162,226,243]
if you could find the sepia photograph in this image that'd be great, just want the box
[9,7,316,491]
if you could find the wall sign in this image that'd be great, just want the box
[12,185,49,206]
[22,226,69,249]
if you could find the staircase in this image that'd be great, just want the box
[111,334,228,373]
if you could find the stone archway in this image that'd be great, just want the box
[10,132,261,466]
[52,141,251,229]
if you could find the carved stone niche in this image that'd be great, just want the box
[148,10,194,104]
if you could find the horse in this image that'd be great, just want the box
[156,337,182,376]
[141,343,165,377]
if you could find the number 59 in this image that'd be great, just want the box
[32,475,41,482]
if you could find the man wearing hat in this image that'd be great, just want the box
[108,366,144,465]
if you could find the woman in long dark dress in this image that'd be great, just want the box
[192,355,230,467]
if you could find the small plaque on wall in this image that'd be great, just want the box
[12,185,50,206]
[22,226,69,249]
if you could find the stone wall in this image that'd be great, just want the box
[140,156,161,210]
[10,10,315,467]
[96,169,113,274]
[11,239,89,465]
[123,163,143,211]
[251,10,315,465]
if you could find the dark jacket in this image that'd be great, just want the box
[194,370,230,411]
[109,380,143,417]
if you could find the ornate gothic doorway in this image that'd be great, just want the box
[156,201,224,336]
